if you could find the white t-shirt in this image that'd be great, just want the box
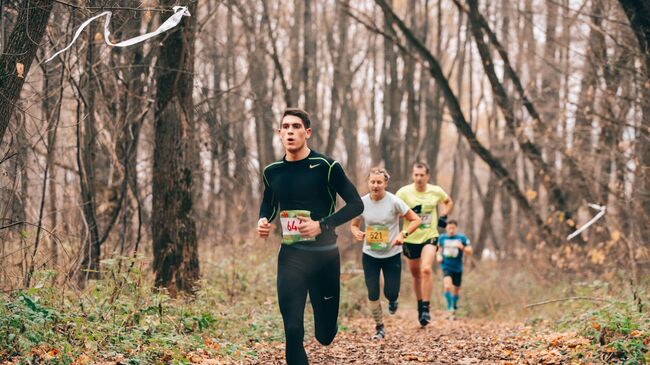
[360,192,409,259]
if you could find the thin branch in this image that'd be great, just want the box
[0,220,62,244]
[526,296,616,308]
[52,0,173,13]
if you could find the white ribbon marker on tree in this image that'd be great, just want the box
[567,203,606,240]
[45,6,190,63]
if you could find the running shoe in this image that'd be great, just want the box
[448,309,456,321]
[372,324,385,340]
[419,303,430,327]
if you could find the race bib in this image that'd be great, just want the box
[280,210,316,244]
[366,224,390,251]
[418,204,435,229]
[443,240,461,258]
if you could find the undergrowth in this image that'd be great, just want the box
[1,248,647,364]
[0,251,282,364]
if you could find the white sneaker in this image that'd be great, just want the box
[372,325,385,340]
[448,310,456,321]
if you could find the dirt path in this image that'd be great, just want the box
[252,310,584,364]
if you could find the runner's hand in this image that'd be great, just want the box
[456,241,464,249]
[296,216,322,238]
[392,233,405,246]
[257,218,272,238]
[352,228,365,241]
[437,215,448,228]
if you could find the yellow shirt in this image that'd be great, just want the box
[395,183,448,243]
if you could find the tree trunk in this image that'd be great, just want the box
[40,45,64,268]
[0,0,53,144]
[76,21,102,286]
[289,0,303,106]
[618,0,650,241]
[538,1,559,156]
[381,0,403,182]
[152,0,200,295]
[573,0,605,175]
[403,0,419,177]
[425,0,443,181]
[246,19,275,178]
[325,0,350,157]
[303,0,321,149]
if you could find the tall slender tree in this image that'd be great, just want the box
[152,0,200,295]
[0,0,53,144]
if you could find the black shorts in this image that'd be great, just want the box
[402,237,438,260]
[443,270,462,287]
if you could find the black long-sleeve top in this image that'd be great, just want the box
[259,150,363,249]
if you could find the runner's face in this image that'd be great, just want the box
[412,166,429,188]
[447,223,458,235]
[368,173,387,199]
[279,115,311,153]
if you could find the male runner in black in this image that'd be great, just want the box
[257,108,363,365]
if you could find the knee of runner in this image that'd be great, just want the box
[410,267,421,278]
[315,327,337,346]
[421,266,433,276]
[284,323,305,341]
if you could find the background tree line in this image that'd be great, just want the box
[0,0,648,294]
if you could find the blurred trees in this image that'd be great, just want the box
[1,0,648,290]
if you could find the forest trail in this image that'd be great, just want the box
[246,309,587,364]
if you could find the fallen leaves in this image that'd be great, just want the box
[630,330,643,338]
[251,310,592,364]
[591,321,601,331]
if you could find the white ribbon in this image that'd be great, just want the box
[45,6,191,63]
[567,203,606,240]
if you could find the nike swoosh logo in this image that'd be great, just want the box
[310,164,321,169]
[324,296,334,300]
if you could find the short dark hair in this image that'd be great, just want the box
[413,161,430,174]
[447,219,458,226]
[282,108,311,129]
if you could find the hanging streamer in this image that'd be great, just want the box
[45,6,190,63]
[567,203,606,240]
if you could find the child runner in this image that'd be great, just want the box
[437,219,473,320]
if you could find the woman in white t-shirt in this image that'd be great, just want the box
[350,167,420,340]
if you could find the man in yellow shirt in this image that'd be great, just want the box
[396,162,453,327]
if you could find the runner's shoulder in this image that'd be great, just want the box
[428,184,449,195]
[395,183,415,196]
[307,150,338,167]
[262,160,285,175]
[384,191,401,202]
[425,183,440,192]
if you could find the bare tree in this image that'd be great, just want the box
[152,0,200,295]
[0,0,53,144]
[618,1,650,240]
[373,0,554,243]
